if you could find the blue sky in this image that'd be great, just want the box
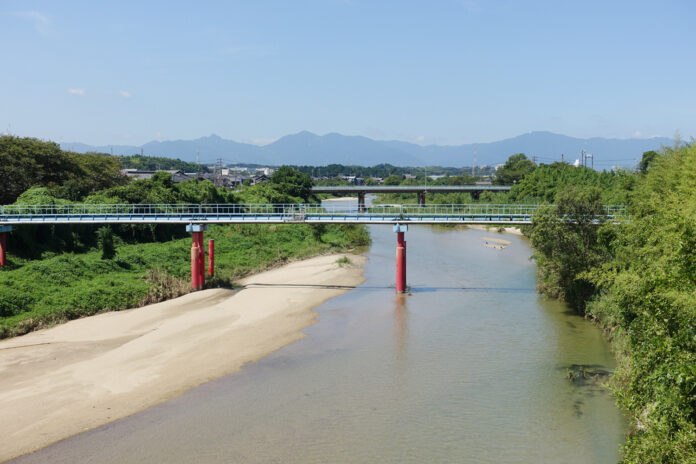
[1,0,693,146]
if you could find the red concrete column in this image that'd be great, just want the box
[191,240,201,290]
[396,231,406,293]
[187,224,208,290]
[208,239,215,276]
[0,233,6,267]
[193,231,205,288]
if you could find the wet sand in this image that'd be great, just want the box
[0,253,366,462]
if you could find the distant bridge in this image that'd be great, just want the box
[311,185,512,208]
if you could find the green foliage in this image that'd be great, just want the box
[528,186,608,312]
[270,166,314,202]
[638,150,660,174]
[582,143,696,462]
[509,162,633,204]
[235,182,302,204]
[0,136,126,204]
[97,226,116,259]
[383,174,403,185]
[432,174,476,185]
[120,154,208,173]
[494,153,536,185]
[313,177,351,187]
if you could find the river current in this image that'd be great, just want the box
[13,200,626,463]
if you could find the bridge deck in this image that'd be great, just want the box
[311,185,512,193]
[0,203,627,226]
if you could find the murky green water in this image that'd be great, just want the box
[12,201,627,463]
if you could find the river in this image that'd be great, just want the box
[12,200,627,463]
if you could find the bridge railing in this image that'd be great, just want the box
[0,203,628,221]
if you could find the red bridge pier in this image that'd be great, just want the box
[187,224,208,290]
[394,224,407,293]
[0,225,12,267]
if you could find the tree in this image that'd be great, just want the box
[270,166,313,202]
[528,186,606,312]
[383,174,402,185]
[638,150,659,173]
[494,153,536,185]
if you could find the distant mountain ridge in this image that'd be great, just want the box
[61,131,673,169]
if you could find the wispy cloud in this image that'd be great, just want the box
[12,11,51,35]
[67,88,85,96]
[119,90,132,99]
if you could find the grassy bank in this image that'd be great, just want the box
[0,223,369,338]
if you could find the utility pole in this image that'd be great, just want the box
[472,150,477,178]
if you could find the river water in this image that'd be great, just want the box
[13,201,626,463]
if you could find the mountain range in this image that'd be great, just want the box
[61,131,673,169]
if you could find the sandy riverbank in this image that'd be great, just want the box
[0,253,366,462]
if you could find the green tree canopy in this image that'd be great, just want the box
[494,153,536,185]
[383,174,403,185]
[270,166,314,202]
[0,136,126,204]
[638,150,659,173]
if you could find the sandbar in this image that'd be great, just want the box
[0,253,366,462]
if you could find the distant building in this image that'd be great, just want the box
[121,169,193,183]
[255,167,275,176]
[338,175,365,185]
[252,174,270,185]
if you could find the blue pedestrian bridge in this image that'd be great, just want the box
[0,203,627,226]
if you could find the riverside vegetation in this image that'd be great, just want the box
[0,136,369,339]
[524,146,695,463]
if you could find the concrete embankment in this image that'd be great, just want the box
[0,253,366,462]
